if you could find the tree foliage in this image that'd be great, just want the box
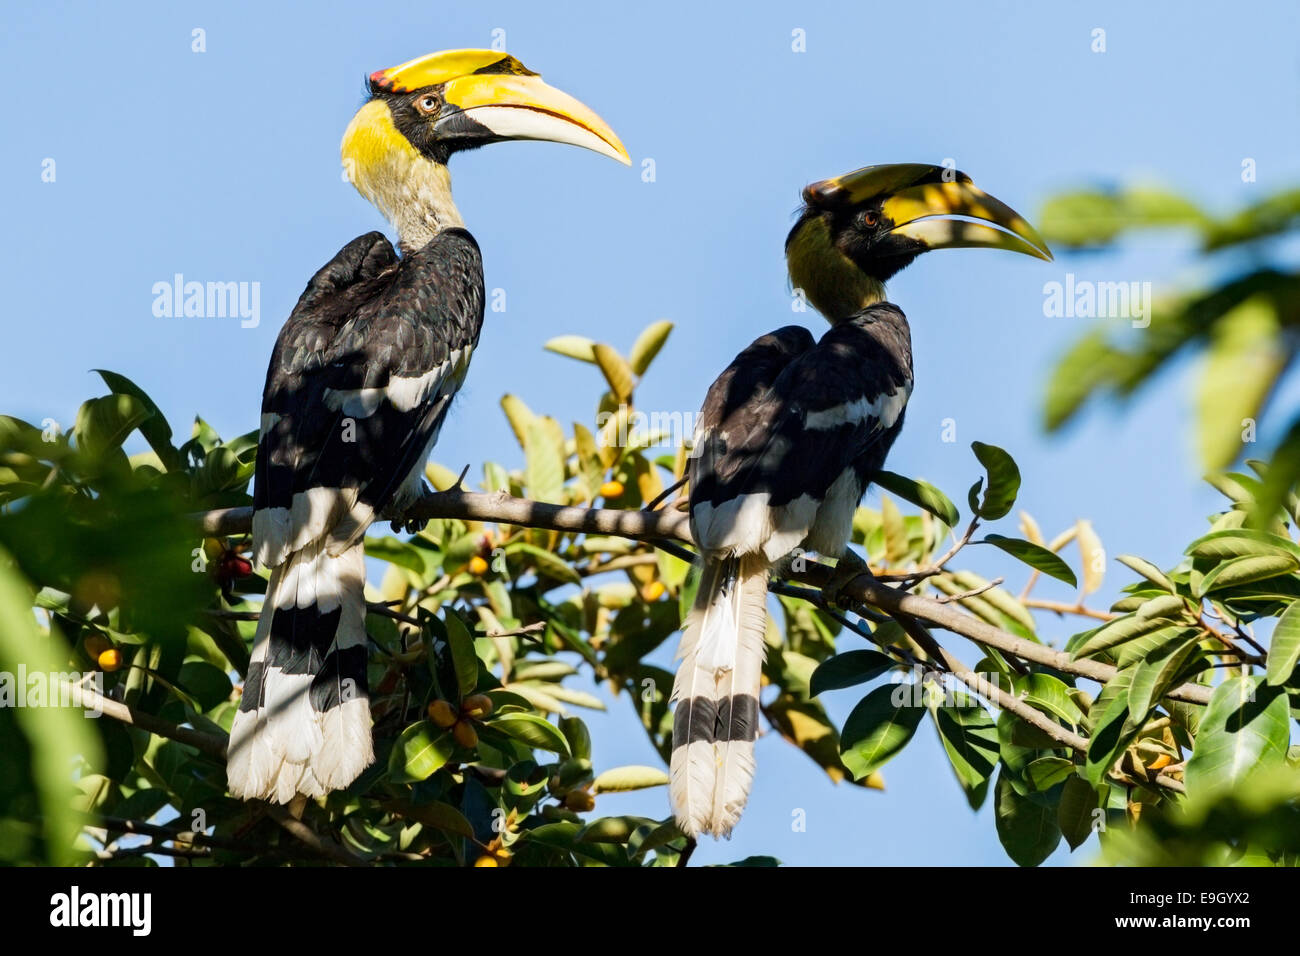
[1038,183,1300,524]
[1,314,1298,867]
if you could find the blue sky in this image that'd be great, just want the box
[3,1,1298,865]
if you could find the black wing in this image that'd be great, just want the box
[689,305,913,556]
[253,229,485,566]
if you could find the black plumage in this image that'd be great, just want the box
[254,228,484,529]
[669,163,1049,838]
[691,305,913,530]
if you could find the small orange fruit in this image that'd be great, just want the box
[97,648,124,672]
[427,699,458,728]
[452,720,479,749]
[83,634,112,659]
[641,580,666,602]
[468,555,489,576]
[563,790,595,812]
[598,480,624,499]
[462,694,494,719]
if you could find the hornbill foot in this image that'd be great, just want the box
[823,551,875,608]
[386,482,432,534]
[390,515,429,535]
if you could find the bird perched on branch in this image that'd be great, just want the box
[672,163,1051,838]
[227,49,628,804]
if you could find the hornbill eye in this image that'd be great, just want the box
[859,209,879,228]
[415,94,440,115]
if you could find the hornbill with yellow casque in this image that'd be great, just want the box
[226,49,628,804]
[671,164,1051,838]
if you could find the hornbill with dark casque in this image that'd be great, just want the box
[227,49,628,803]
[671,164,1051,838]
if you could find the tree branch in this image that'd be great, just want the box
[62,680,228,761]
[193,491,1213,707]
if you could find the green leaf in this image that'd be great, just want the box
[628,320,674,375]
[392,800,474,838]
[543,334,599,363]
[1250,418,1300,529]
[994,771,1061,867]
[0,546,103,864]
[1196,553,1299,596]
[559,716,592,760]
[1125,634,1201,727]
[1084,682,1136,786]
[1012,673,1083,726]
[591,765,670,793]
[506,542,582,586]
[982,535,1078,587]
[489,713,571,755]
[968,442,1021,520]
[1025,756,1076,792]
[1194,295,1285,470]
[1072,612,1170,660]
[1116,554,1176,592]
[838,683,925,780]
[873,470,960,527]
[94,370,179,471]
[365,536,431,575]
[74,393,150,460]
[177,661,233,712]
[1185,528,1300,563]
[931,700,999,807]
[809,650,895,697]
[1184,676,1290,796]
[577,815,658,843]
[1057,775,1098,851]
[1266,600,1300,686]
[442,609,479,699]
[388,721,454,783]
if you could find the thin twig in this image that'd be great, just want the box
[644,476,687,512]
[264,804,364,866]
[935,577,1005,604]
[1022,598,1119,622]
[874,517,979,583]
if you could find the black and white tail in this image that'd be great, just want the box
[227,537,372,803]
[670,552,769,838]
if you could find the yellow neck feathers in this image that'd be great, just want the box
[786,216,885,322]
[340,100,464,250]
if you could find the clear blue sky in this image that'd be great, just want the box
[3,1,1298,865]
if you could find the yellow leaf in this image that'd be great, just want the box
[500,394,535,449]
[592,344,635,403]
[1194,295,1285,470]
[544,335,598,363]
[1076,519,1104,595]
[628,320,674,376]
[1019,510,1044,546]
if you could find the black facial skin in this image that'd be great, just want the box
[785,203,929,285]
[369,87,500,165]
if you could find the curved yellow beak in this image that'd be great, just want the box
[809,164,1052,261]
[370,49,629,166]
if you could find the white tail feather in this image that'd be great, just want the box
[670,553,769,838]
[227,539,373,803]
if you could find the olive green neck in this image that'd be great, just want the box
[785,217,885,321]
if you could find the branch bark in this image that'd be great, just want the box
[194,490,1213,707]
[65,680,228,761]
